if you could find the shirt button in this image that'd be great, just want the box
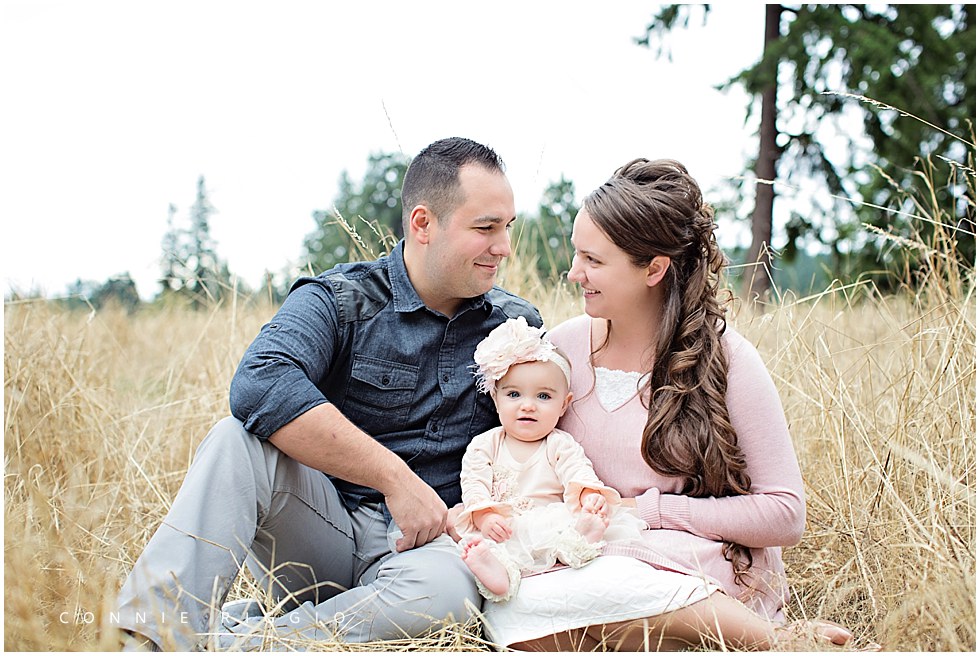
[381,375,391,385]
[442,374,450,382]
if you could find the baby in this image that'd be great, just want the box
[456,317,643,602]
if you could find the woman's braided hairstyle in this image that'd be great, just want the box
[583,158,753,581]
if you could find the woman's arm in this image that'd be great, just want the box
[634,334,806,548]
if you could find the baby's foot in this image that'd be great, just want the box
[461,539,511,598]
[574,511,609,543]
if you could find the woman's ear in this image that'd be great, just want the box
[646,256,671,287]
[407,205,433,245]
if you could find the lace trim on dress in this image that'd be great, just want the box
[594,366,646,409]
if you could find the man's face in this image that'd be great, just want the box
[423,165,515,313]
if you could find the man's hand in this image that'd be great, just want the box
[384,474,448,552]
[477,511,512,543]
[267,405,448,553]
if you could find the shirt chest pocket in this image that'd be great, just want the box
[343,355,419,429]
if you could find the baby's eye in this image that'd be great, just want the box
[537,392,552,400]
[506,390,520,399]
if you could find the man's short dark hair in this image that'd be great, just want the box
[401,137,506,228]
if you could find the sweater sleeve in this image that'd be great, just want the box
[634,332,806,548]
[456,430,512,535]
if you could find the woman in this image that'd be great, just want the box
[481,159,853,651]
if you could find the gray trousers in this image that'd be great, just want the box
[115,417,480,651]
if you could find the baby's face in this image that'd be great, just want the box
[493,360,572,443]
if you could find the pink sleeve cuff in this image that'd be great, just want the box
[657,493,692,531]
[635,487,662,529]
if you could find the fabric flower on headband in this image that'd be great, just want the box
[473,317,570,395]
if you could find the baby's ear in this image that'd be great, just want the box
[560,391,574,415]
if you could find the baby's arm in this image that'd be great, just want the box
[457,430,513,539]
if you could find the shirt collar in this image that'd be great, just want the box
[388,241,493,316]
[388,241,425,313]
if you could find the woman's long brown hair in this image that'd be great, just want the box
[584,158,754,582]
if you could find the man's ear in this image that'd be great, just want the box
[646,256,671,287]
[407,205,434,245]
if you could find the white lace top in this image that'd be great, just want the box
[594,366,647,409]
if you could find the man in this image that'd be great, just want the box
[116,137,542,650]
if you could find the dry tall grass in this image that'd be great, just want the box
[4,175,976,652]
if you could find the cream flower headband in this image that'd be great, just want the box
[473,317,571,395]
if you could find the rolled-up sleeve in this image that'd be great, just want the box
[230,281,340,438]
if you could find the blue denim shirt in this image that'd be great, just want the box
[229,242,542,509]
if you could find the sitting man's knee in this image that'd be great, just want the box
[196,417,263,457]
[380,542,481,620]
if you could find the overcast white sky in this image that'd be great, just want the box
[2,1,765,300]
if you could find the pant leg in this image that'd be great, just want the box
[118,416,481,649]
[114,417,356,651]
[245,450,360,609]
[246,516,482,645]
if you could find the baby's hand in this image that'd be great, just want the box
[580,491,608,517]
[479,512,513,542]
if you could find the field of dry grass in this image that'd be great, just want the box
[5,149,977,651]
[5,250,974,651]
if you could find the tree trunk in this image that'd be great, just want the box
[744,4,782,303]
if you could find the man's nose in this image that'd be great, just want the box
[490,227,512,258]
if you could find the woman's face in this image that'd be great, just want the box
[567,208,653,320]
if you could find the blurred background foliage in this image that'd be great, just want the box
[26,3,975,312]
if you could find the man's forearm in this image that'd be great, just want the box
[268,402,417,496]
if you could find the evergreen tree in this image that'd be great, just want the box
[516,176,579,282]
[639,4,976,296]
[156,175,235,308]
[158,203,181,298]
[185,175,220,308]
[64,273,141,312]
[91,273,141,312]
[303,151,408,274]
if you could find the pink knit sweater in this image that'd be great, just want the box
[547,314,805,620]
